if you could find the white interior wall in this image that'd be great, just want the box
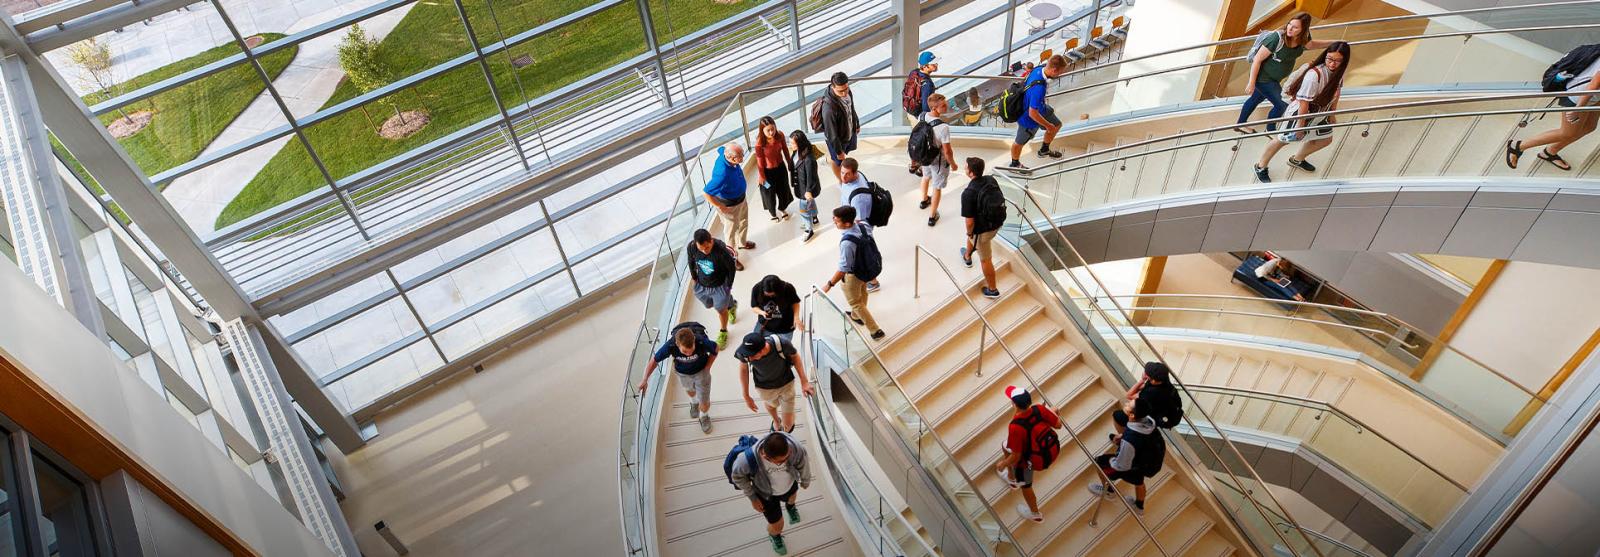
[1450,261,1600,392]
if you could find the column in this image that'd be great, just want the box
[891,0,921,119]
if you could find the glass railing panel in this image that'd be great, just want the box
[807,291,1026,556]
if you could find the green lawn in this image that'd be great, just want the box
[85,33,298,179]
[217,0,752,229]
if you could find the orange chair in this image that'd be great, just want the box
[1039,49,1054,62]
[1110,16,1129,39]
[1089,26,1109,49]
[1065,37,1085,61]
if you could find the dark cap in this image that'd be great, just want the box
[736,332,769,358]
[1144,361,1171,383]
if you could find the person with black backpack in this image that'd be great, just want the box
[904,51,939,177]
[1091,398,1166,516]
[1121,361,1184,433]
[814,72,861,182]
[822,206,886,340]
[959,158,1005,299]
[1002,54,1069,172]
[995,386,1061,523]
[1507,43,1600,171]
[737,331,812,434]
[638,322,719,433]
[726,431,812,555]
[838,157,890,291]
[910,93,958,227]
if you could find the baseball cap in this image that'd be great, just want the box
[1004,385,1032,408]
[918,51,939,66]
[736,332,768,358]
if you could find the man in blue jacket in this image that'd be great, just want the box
[1008,55,1068,172]
[704,142,756,257]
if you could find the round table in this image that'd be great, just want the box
[1027,2,1063,22]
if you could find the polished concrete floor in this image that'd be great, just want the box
[325,281,644,556]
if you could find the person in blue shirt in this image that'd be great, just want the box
[637,324,720,433]
[908,51,939,178]
[704,142,756,256]
[1009,55,1069,172]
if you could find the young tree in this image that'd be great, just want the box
[336,24,406,127]
[65,38,132,121]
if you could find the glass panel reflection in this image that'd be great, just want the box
[31,454,96,557]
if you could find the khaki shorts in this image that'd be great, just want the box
[755,381,796,415]
[973,230,998,261]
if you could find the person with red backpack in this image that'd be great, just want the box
[813,72,860,182]
[995,386,1061,523]
[904,51,939,177]
[1091,397,1167,517]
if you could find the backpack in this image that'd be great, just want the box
[723,434,760,489]
[849,181,894,227]
[901,72,926,114]
[976,178,1007,231]
[999,78,1045,124]
[1012,407,1062,470]
[1542,44,1600,92]
[1249,30,1283,61]
[841,232,883,282]
[809,97,825,133]
[669,321,712,346]
[1121,425,1166,478]
[907,118,943,166]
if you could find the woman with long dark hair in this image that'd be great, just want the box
[789,130,822,242]
[1254,41,1351,183]
[1235,12,1336,133]
[754,116,794,221]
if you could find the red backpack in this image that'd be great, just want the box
[1012,407,1061,470]
[901,72,924,114]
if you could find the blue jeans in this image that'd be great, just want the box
[796,197,816,233]
[1236,80,1287,131]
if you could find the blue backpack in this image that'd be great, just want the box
[723,434,760,489]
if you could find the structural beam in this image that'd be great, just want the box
[1129,255,1167,325]
[0,15,365,453]
[1411,259,1507,381]
[891,0,922,120]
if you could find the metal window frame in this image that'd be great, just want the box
[4,422,115,557]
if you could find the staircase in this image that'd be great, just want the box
[875,262,1245,556]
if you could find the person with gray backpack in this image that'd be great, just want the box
[1234,13,1335,134]
[726,431,812,555]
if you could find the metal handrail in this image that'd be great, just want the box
[1049,0,1600,87]
[1021,89,1600,176]
[1079,293,1394,318]
[1001,190,1328,556]
[739,73,1022,96]
[1184,383,1470,491]
[803,376,940,557]
[805,287,1027,555]
[1276,522,1377,557]
[909,245,1171,555]
[1081,300,1420,350]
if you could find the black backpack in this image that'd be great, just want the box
[849,181,894,227]
[907,118,943,166]
[1543,44,1600,92]
[977,179,1007,231]
[669,321,711,346]
[841,231,883,282]
[999,78,1044,123]
[1121,426,1166,478]
[723,434,760,489]
[1012,407,1062,470]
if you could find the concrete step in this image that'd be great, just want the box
[1183,528,1236,557]
[1129,505,1216,557]
[663,494,846,557]
[894,295,1043,398]
[1083,480,1196,557]
[877,266,1025,371]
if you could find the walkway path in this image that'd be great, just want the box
[162,2,414,234]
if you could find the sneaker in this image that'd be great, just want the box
[689,404,700,419]
[1125,496,1145,516]
[728,305,738,325]
[959,247,974,268]
[1088,483,1115,499]
[927,213,939,227]
[769,215,782,222]
[981,287,1001,299]
[802,230,815,243]
[1007,160,1030,172]
[786,504,802,525]
[1252,164,1271,183]
[1038,146,1064,158]
[781,212,792,221]
[810,216,819,225]
[699,413,712,433]
[919,196,931,209]
[997,468,1024,489]
[866,281,881,293]
[871,330,886,340]
[1287,157,1316,172]
[716,330,729,349]
[1015,503,1044,523]
[770,534,788,556]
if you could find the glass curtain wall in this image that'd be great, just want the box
[0,417,109,557]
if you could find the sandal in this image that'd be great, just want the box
[1538,149,1572,171]
[1505,140,1523,169]
[1233,126,1258,135]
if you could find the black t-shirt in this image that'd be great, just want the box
[750,281,801,334]
[739,337,798,389]
[960,176,1005,235]
[686,240,736,288]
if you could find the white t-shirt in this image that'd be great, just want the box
[763,457,796,494]
[1293,66,1329,103]
[922,112,951,146]
[1568,56,1600,106]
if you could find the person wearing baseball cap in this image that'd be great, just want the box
[907,51,941,177]
[737,331,813,433]
[994,385,1061,523]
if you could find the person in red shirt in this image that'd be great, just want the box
[994,386,1061,522]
